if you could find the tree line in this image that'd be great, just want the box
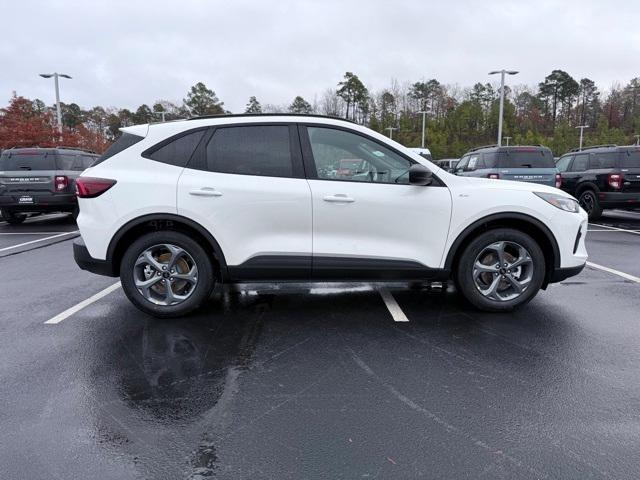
[1,71,639,157]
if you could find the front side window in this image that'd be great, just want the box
[307,127,412,184]
[456,155,470,172]
[555,156,572,172]
[570,154,589,172]
[206,126,292,177]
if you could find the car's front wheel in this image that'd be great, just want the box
[1,209,27,224]
[456,228,545,312]
[120,231,216,318]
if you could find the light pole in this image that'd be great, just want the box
[39,73,72,132]
[635,134,640,146]
[153,110,168,122]
[489,69,518,146]
[385,127,398,140]
[418,110,427,148]
[504,136,512,146]
[576,125,589,151]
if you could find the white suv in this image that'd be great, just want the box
[73,114,588,317]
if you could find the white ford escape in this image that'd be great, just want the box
[73,114,588,317]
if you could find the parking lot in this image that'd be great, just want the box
[1,211,639,479]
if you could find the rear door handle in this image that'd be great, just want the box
[189,187,223,197]
[323,194,355,203]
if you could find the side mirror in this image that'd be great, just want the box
[409,164,433,186]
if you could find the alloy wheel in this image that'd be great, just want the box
[472,241,534,302]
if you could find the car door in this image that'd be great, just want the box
[177,123,312,280]
[563,153,589,193]
[300,125,452,278]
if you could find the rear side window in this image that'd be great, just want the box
[206,125,293,177]
[482,152,498,168]
[498,149,555,168]
[570,154,589,172]
[589,152,617,169]
[0,152,56,170]
[621,150,640,168]
[95,133,144,166]
[146,130,205,167]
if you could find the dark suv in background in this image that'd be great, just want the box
[454,145,560,188]
[0,147,98,224]
[556,145,640,220]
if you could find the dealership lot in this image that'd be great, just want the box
[1,211,640,479]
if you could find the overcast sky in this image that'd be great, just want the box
[2,0,639,112]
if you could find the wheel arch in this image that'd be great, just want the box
[444,212,560,287]
[575,181,599,196]
[107,213,228,280]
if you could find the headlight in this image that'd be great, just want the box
[534,192,580,213]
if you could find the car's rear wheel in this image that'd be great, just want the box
[1,209,27,224]
[120,231,216,318]
[456,228,545,312]
[578,189,602,220]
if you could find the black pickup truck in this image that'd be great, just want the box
[0,147,98,224]
[556,144,640,220]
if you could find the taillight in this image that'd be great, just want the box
[75,177,117,198]
[608,173,623,190]
[487,173,500,179]
[54,175,68,192]
[555,173,562,189]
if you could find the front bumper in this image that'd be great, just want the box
[73,238,117,277]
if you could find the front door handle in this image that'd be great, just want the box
[323,194,355,203]
[189,187,223,197]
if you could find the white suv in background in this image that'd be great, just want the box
[73,114,588,317]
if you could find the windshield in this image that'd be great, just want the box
[621,150,640,168]
[0,151,56,171]
[498,149,555,168]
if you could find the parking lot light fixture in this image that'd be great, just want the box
[576,125,589,151]
[504,136,512,146]
[418,110,427,148]
[635,134,640,146]
[489,70,518,146]
[385,126,398,140]
[39,72,72,132]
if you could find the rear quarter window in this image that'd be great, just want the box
[145,129,206,167]
[621,150,640,169]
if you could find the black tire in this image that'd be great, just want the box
[1,209,27,224]
[578,189,602,220]
[120,231,216,318]
[456,228,546,312]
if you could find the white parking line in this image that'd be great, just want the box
[379,288,409,322]
[586,261,640,283]
[44,282,122,324]
[0,232,72,235]
[587,229,640,232]
[589,223,640,236]
[0,231,78,252]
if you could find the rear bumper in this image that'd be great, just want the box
[548,263,586,284]
[599,191,640,207]
[73,238,117,277]
[0,193,76,212]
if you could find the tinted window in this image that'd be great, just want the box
[94,133,144,165]
[570,154,589,172]
[621,150,640,168]
[307,127,412,184]
[456,155,470,171]
[206,126,292,177]
[0,151,56,170]
[498,149,555,168]
[56,154,77,170]
[590,152,617,169]
[556,156,572,172]
[483,152,498,168]
[148,130,205,167]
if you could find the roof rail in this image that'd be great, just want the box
[466,144,498,152]
[567,144,618,153]
[186,113,357,124]
[55,146,98,154]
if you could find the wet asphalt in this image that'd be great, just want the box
[1,211,640,479]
